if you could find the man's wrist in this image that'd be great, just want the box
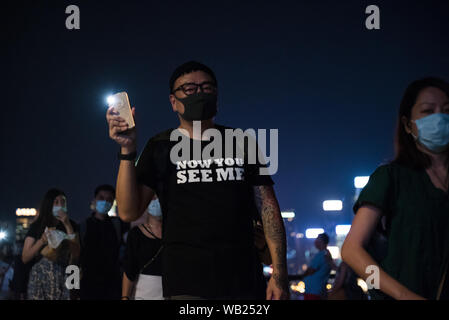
[121,146,137,154]
[271,264,288,273]
[118,148,137,161]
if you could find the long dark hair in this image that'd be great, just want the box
[392,77,449,169]
[30,188,66,238]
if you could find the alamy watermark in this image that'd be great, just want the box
[365,265,380,289]
[65,5,80,30]
[365,5,380,30]
[65,265,80,289]
[169,121,278,180]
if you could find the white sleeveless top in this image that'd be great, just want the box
[134,274,163,300]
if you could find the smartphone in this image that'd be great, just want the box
[109,92,135,129]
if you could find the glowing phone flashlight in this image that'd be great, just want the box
[107,92,135,129]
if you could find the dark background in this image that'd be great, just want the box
[2,0,449,235]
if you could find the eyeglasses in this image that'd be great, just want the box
[172,81,217,96]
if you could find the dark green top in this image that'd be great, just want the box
[354,163,449,300]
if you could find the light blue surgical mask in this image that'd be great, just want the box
[412,113,449,153]
[148,199,162,217]
[52,205,67,217]
[95,200,113,214]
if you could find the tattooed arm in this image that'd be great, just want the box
[254,185,289,300]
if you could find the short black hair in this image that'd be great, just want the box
[94,184,115,198]
[317,233,329,245]
[169,61,217,93]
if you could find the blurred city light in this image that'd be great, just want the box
[263,265,273,275]
[291,281,305,294]
[296,233,304,239]
[16,208,37,216]
[305,228,325,239]
[335,224,351,236]
[327,246,341,260]
[0,230,7,240]
[322,200,343,211]
[354,176,370,189]
[281,211,295,219]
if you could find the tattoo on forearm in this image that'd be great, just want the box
[254,186,288,289]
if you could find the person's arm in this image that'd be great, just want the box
[324,249,338,271]
[329,263,347,294]
[341,204,425,300]
[55,210,80,262]
[253,222,272,265]
[67,233,81,264]
[22,235,47,264]
[302,267,317,278]
[106,107,154,222]
[116,158,154,222]
[254,185,289,300]
[121,272,135,300]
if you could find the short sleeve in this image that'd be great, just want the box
[135,139,158,190]
[354,165,392,215]
[243,137,275,186]
[123,228,139,282]
[25,222,40,240]
[245,163,275,186]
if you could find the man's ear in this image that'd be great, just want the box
[169,94,177,112]
[401,116,412,134]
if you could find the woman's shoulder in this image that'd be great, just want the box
[128,224,154,240]
[137,224,162,241]
[370,162,418,180]
[25,221,41,239]
[127,225,142,239]
[377,162,426,182]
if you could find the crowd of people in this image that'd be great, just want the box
[1,61,448,300]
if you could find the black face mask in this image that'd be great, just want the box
[176,92,217,121]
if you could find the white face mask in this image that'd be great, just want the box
[52,205,67,217]
[148,199,162,217]
[412,113,449,153]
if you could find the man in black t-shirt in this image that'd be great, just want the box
[106,61,288,299]
[79,184,129,300]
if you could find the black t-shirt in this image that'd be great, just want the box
[135,124,274,298]
[25,219,79,265]
[123,226,163,282]
[80,214,128,283]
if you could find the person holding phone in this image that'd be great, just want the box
[342,77,449,300]
[106,61,289,300]
[22,188,80,300]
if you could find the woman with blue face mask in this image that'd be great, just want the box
[342,77,449,300]
[121,197,163,300]
[22,188,80,300]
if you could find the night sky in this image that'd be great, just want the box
[2,0,449,236]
